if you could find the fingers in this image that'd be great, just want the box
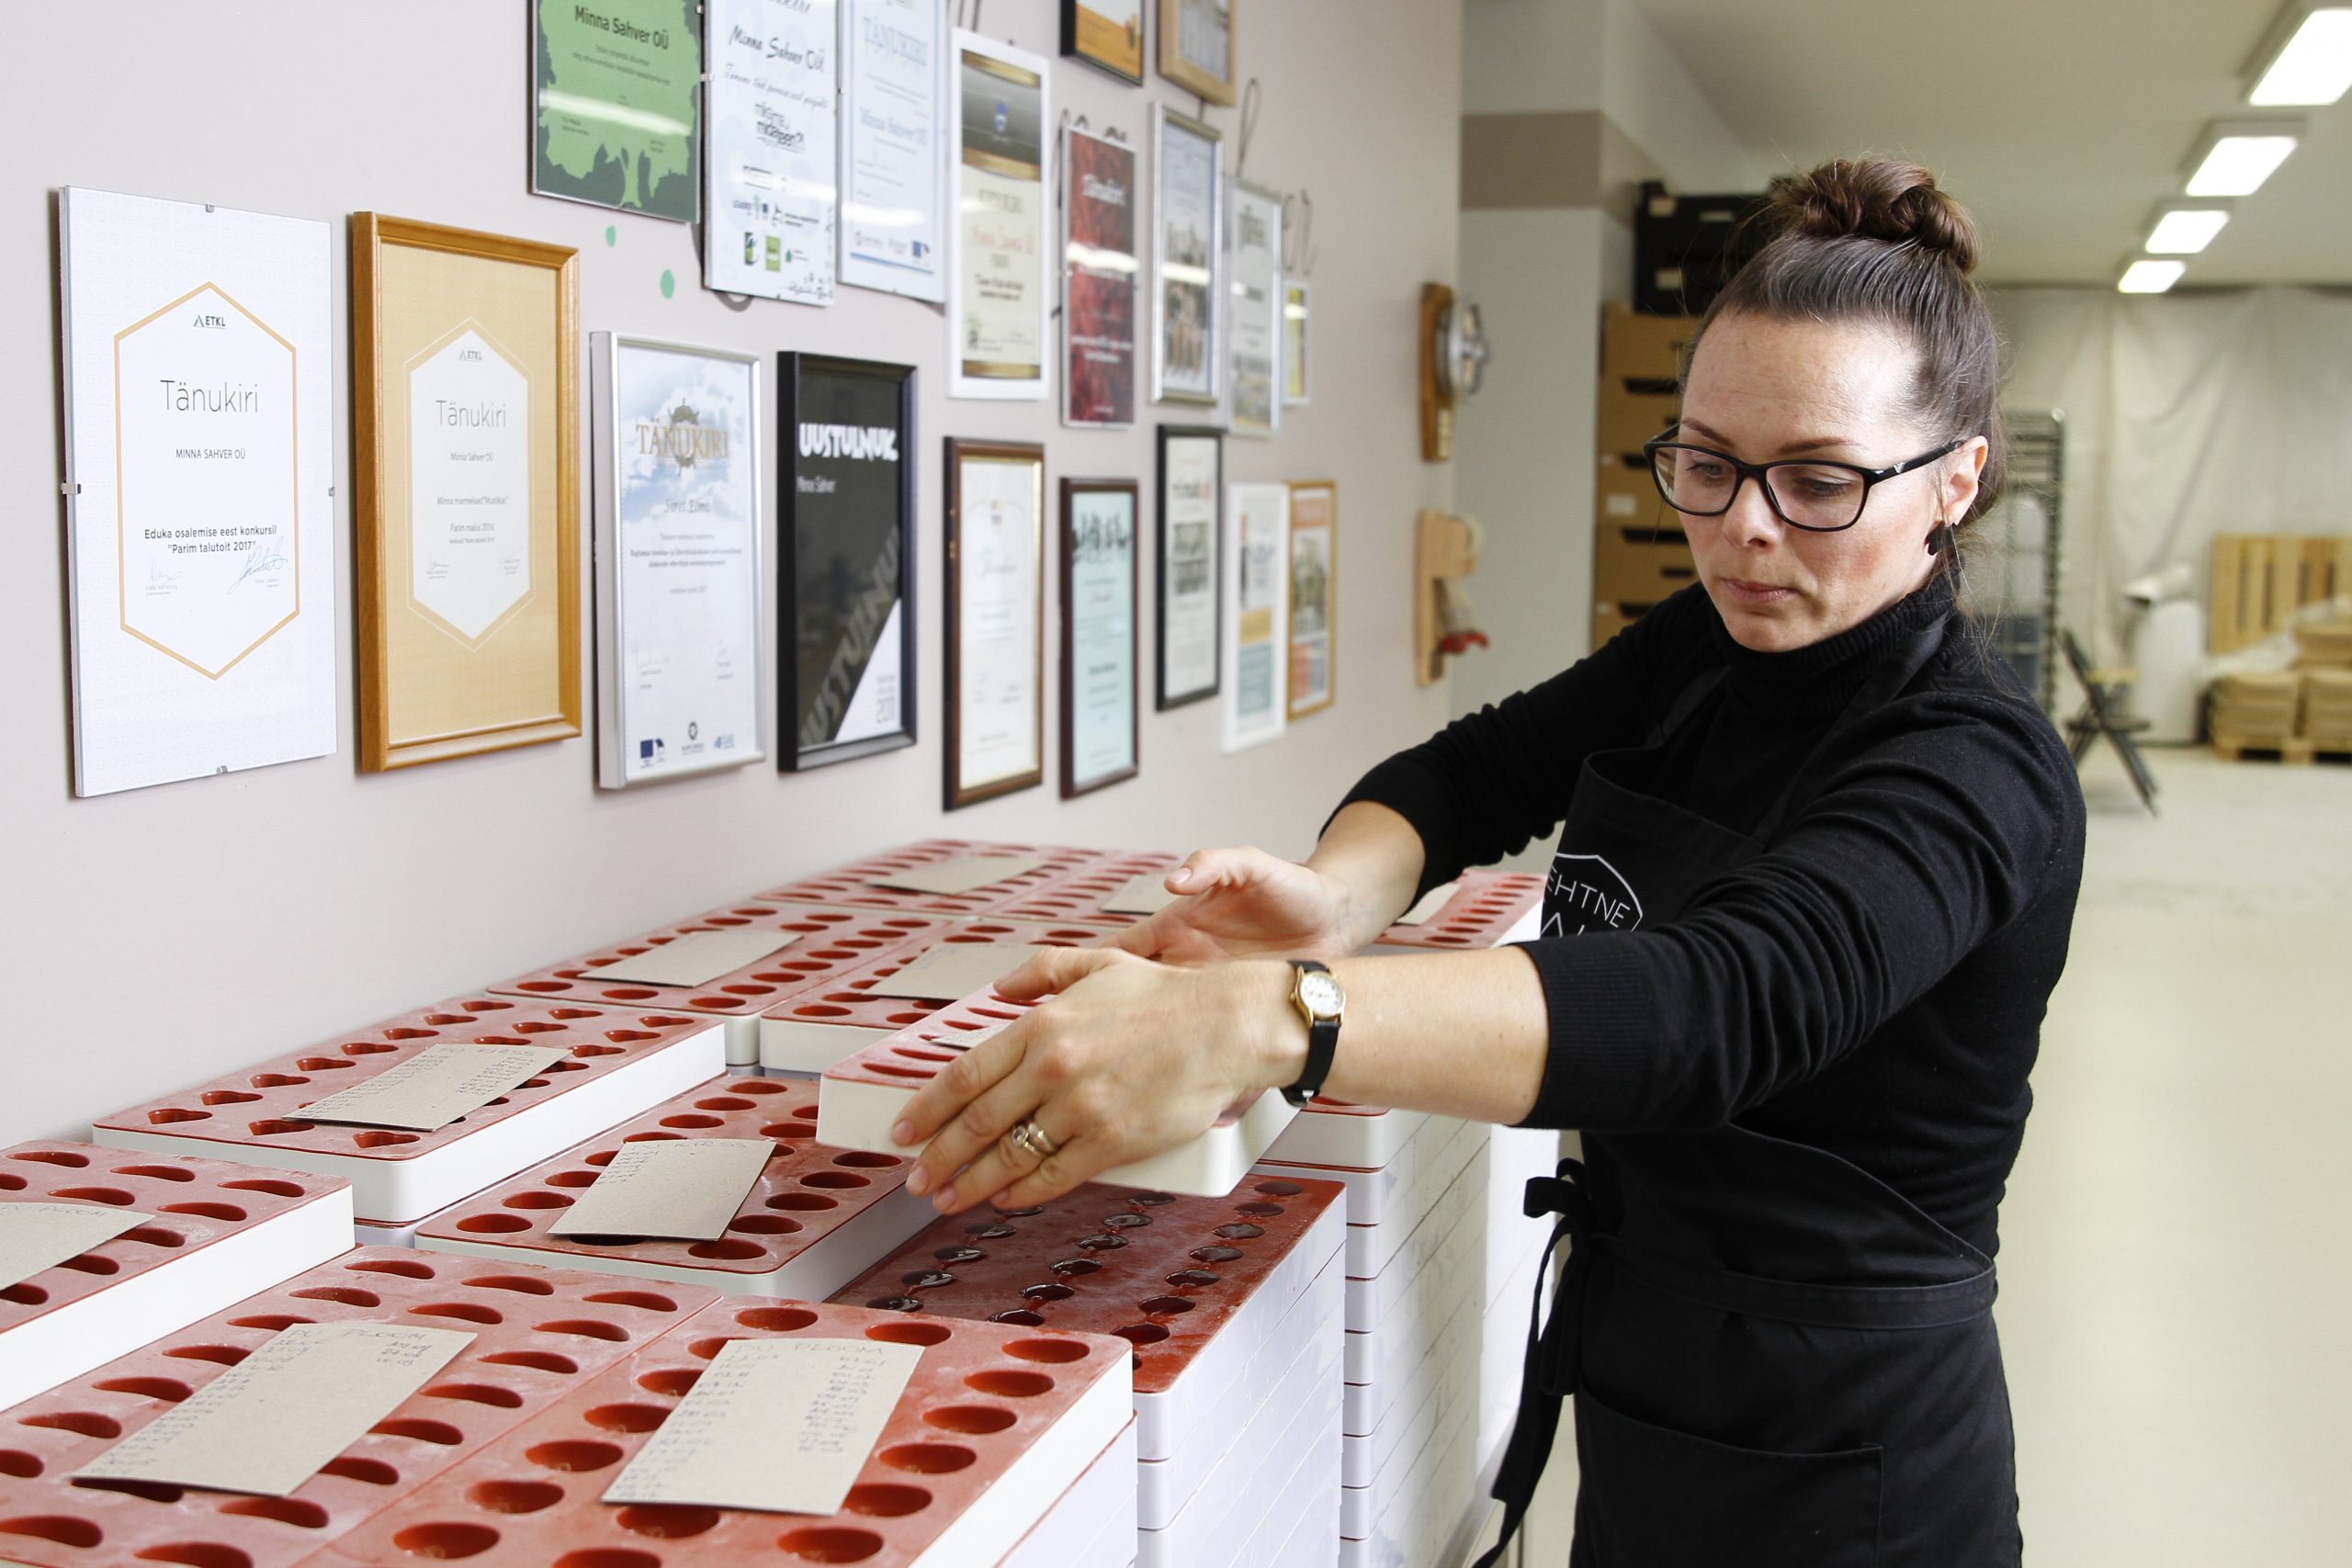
[993,944,1125,1003]
[892,1021,1023,1148]
[988,1134,1113,1210]
[1164,845,1270,897]
[928,1111,1079,1214]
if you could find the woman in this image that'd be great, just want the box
[893,159,2083,1565]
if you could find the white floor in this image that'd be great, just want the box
[1468,743,2352,1566]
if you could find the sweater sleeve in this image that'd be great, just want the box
[1514,689,2084,1131]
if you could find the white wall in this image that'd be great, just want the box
[0,0,1464,1141]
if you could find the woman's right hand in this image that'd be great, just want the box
[1111,845,1361,965]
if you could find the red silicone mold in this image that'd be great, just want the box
[0,1142,345,1333]
[1374,871,1544,950]
[308,1296,1132,1567]
[989,851,1187,928]
[820,987,1035,1099]
[415,1077,916,1286]
[756,919,1108,1042]
[490,904,960,1019]
[0,1247,714,1568]
[753,840,1112,917]
[93,996,718,1166]
[831,1175,1344,1397]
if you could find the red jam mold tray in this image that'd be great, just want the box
[0,1143,352,1411]
[817,991,1297,1197]
[491,905,962,1066]
[1369,871,1544,953]
[0,1247,716,1568]
[753,840,1112,918]
[988,851,1187,929]
[415,1077,931,1301]
[92,996,727,1227]
[306,1295,1134,1568]
[758,919,1112,1076]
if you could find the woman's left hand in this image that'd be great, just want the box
[889,947,1297,1214]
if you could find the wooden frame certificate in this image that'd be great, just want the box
[842,0,947,301]
[949,31,1050,400]
[1223,479,1287,752]
[704,0,839,304]
[1062,126,1138,428]
[1063,0,1145,83]
[590,334,764,788]
[1227,179,1283,438]
[779,353,917,770]
[351,214,580,772]
[1152,105,1222,406]
[944,438,1045,807]
[1286,479,1335,719]
[1157,0,1236,105]
[1155,424,1221,709]
[1061,478,1139,797]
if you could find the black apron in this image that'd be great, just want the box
[1477,618,2022,1568]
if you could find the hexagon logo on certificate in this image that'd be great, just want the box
[406,323,532,644]
[112,282,300,677]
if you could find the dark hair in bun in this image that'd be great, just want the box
[1693,157,2007,534]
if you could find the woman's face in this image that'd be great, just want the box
[1672,312,1986,652]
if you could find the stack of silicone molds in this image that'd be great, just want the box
[415,1075,932,1301]
[833,1176,1347,1568]
[0,1141,352,1409]
[92,995,726,1238]
[1368,871,1545,953]
[309,1296,1135,1568]
[758,918,1112,1076]
[988,850,1186,929]
[0,1247,715,1568]
[998,1420,1137,1568]
[815,991,1296,1197]
[492,903,960,1066]
[754,840,1110,918]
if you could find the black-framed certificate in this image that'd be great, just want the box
[777,354,917,770]
[945,438,1046,808]
[1155,423,1222,708]
[1152,104,1223,406]
[1060,478,1139,797]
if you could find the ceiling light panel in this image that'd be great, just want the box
[2183,122,2303,196]
[2144,209,2232,254]
[2119,259,2188,294]
[2248,6,2352,106]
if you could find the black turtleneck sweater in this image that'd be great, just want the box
[1341,579,2085,1256]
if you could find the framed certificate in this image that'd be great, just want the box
[841,0,947,301]
[944,439,1046,808]
[1062,0,1145,84]
[704,0,839,304]
[1063,126,1138,429]
[949,31,1050,400]
[532,0,701,222]
[590,334,764,788]
[1286,479,1335,719]
[1155,424,1221,709]
[1227,180,1283,438]
[778,353,918,770]
[57,187,336,798]
[1060,478,1139,797]
[1152,104,1223,406]
[1157,0,1236,106]
[1283,278,1312,404]
[351,214,580,772]
[1223,480,1287,752]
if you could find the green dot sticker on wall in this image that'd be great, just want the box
[605,225,616,247]
[660,268,675,299]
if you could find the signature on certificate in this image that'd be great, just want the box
[231,540,288,592]
[144,558,183,595]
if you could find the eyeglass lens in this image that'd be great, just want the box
[1651,446,1869,530]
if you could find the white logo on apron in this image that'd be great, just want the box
[1543,853,1643,937]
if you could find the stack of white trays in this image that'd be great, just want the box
[1000,1420,1140,1568]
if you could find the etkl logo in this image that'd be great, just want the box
[458,348,483,362]
[191,313,228,330]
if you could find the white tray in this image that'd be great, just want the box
[1000,1417,1139,1568]
[1262,1101,1429,1169]
[1346,1144,1490,1335]
[1140,1371,1342,1568]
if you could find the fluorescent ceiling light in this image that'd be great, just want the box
[2248,6,2352,105]
[2144,207,2232,254]
[2183,120,2303,196]
[2119,259,2188,294]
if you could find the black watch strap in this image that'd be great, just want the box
[1282,960,1340,1108]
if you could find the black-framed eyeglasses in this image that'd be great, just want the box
[1641,430,1965,533]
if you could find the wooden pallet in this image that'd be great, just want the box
[2211,731,2314,764]
[2211,535,2352,654]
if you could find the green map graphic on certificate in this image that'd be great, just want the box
[535,0,701,221]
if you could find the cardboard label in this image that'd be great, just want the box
[548,1138,774,1241]
[592,929,802,987]
[1102,872,1181,916]
[866,942,1046,1003]
[73,1321,474,1495]
[295,1043,570,1132]
[602,1337,923,1515]
[0,1201,153,1291]
[868,854,1047,895]
[1395,881,1461,927]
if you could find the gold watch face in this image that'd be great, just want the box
[1297,970,1345,1019]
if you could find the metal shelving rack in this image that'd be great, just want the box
[1964,409,2065,713]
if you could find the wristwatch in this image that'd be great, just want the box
[1282,961,1347,1107]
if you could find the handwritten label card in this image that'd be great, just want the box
[548,1138,774,1240]
[869,854,1047,896]
[1395,881,1461,927]
[592,929,802,987]
[0,1201,153,1291]
[867,942,1047,1003]
[1103,871,1182,916]
[294,1043,569,1132]
[603,1337,924,1515]
[73,1321,474,1495]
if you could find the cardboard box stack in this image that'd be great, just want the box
[1595,304,1701,649]
[2209,671,2302,755]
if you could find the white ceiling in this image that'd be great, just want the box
[1627,0,2352,286]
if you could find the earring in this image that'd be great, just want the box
[1926,520,1956,557]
